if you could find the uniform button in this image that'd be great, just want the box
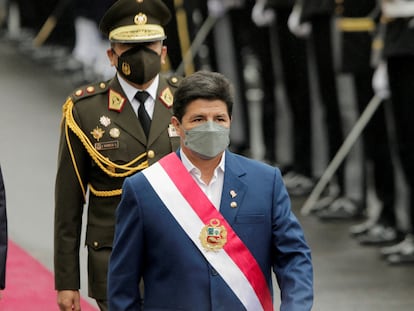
[147,150,155,159]
[93,241,99,248]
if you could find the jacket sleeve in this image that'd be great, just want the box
[108,177,144,310]
[271,168,314,310]
[54,105,89,290]
[0,165,8,290]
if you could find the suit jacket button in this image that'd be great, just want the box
[93,241,99,248]
[147,150,155,159]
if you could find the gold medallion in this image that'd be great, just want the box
[91,127,105,141]
[199,219,227,252]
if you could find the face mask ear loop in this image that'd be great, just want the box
[111,48,119,57]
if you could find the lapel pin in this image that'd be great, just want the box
[230,190,237,198]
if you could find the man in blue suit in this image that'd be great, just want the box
[0,165,7,299]
[108,71,313,310]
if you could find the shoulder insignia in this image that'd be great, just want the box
[159,87,174,108]
[108,89,127,112]
[71,81,109,102]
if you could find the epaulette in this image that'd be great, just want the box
[167,75,182,88]
[70,81,110,103]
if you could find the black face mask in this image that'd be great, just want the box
[114,45,161,85]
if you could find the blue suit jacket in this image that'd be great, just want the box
[0,165,7,290]
[108,151,313,310]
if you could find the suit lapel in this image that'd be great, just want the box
[220,152,247,225]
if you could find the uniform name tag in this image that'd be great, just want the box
[95,141,119,151]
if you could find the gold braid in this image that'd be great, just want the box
[61,98,149,197]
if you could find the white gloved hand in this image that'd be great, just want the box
[287,4,312,38]
[251,1,275,27]
[208,0,228,18]
[372,61,390,100]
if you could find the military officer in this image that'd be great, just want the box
[53,0,181,310]
[334,0,400,242]
[377,0,414,264]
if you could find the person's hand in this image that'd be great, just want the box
[287,4,312,38]
[207,0,228,18]
[57,290,81,311]
[372,61,390,100]
[251,0,275,27]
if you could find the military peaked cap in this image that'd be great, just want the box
[99,0,171,43]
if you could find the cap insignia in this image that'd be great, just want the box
[134,13,148,25]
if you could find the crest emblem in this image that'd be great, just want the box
[199,219,227,252]
[159,87,173,108]
[122,62,131,76]
[109,89,127,112]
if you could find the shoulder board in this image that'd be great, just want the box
[70,81,110,103]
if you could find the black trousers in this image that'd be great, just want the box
[388,56,414,230]
[310,15,345,190]
[275,8,312,175]
[354,70,396,225]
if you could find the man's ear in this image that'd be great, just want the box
[171,116,182,135]
[107,48,116,67]
[161,46,168,65]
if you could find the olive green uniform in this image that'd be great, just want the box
[54,74,180,299]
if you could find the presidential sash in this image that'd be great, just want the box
[142,153,273,311]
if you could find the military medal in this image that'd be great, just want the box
[100,116,111,127]
[168,124,179,137]
[91,127,105,141]
[199,218,227,252]
[109,128,121,138]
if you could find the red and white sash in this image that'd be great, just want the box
[142,153,273,311]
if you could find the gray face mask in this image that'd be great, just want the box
[184,121,230,159]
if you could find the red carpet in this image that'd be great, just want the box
[0,240,98,310]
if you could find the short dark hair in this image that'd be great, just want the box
[173,71,234,122]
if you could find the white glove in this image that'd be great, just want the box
[251,1,275,27]
[208,0,228,18]
[372,61,390,100]
[287,4,312,38]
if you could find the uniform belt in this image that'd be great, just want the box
[336,17,375,32]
